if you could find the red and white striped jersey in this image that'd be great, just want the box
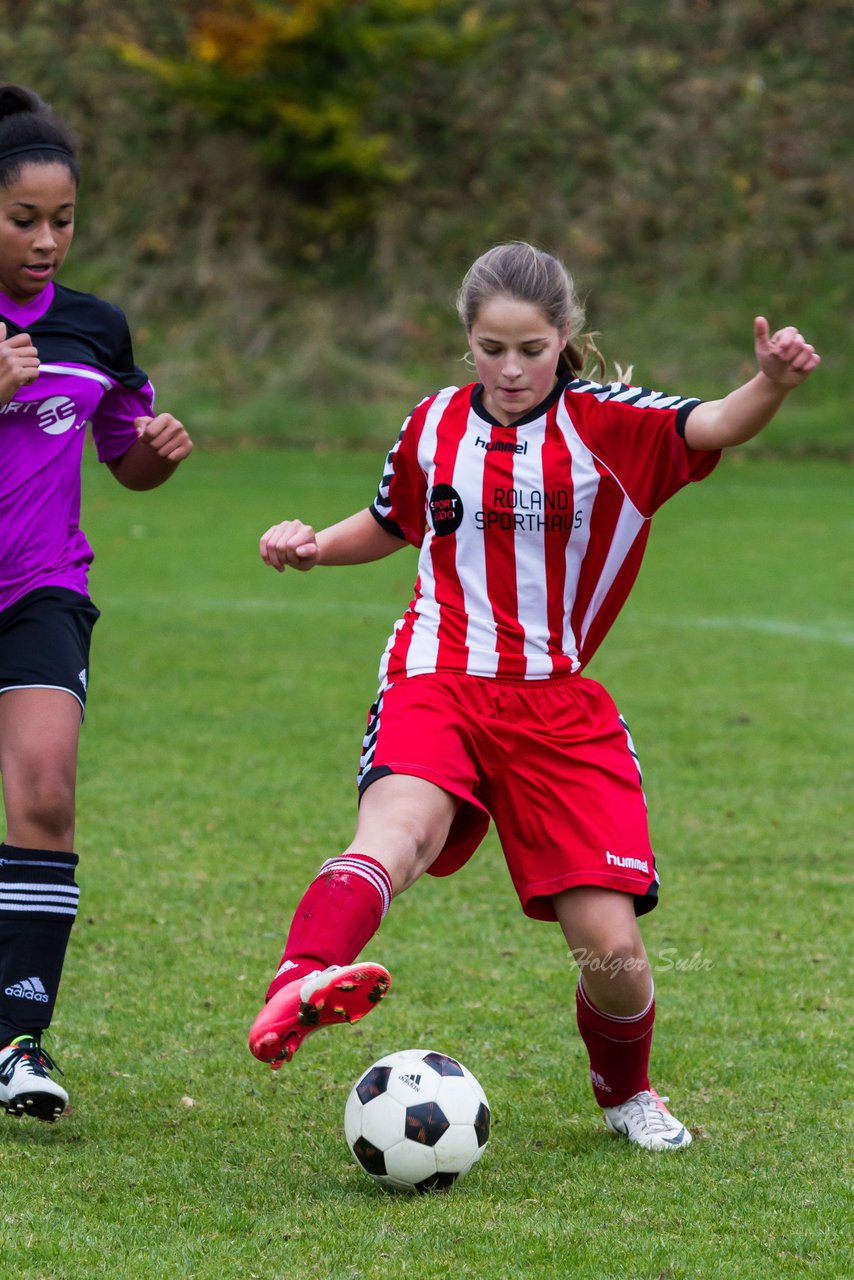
[370,374,719,681]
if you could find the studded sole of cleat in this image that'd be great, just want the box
[252,964,391,1066]
[5,1096,64,1122]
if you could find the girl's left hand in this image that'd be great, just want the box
[134,414,194,463]
[754,316,821,388]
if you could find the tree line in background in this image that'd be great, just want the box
[2,0,850,408]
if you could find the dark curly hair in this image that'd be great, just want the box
[0,83,79,190]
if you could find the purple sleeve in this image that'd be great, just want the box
[90,380,156,462]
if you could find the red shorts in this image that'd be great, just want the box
[358,671,659,921]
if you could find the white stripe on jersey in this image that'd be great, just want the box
[557,399,600,670]
[408,387,458,677]
[509,416,549,677]
[457,422,500,677]
[37,363,114,389]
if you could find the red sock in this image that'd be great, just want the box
[265,855,393,1001]
[576,979,655,1107]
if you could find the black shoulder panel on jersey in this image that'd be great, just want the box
[0,284,150,389]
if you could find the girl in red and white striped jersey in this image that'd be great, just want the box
[248,242,819,1150]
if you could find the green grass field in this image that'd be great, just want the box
[4,447,851,1280]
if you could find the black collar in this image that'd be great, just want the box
[470,369,573,428]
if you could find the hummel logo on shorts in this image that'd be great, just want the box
[4,976,49,1003]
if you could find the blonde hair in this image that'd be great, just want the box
[456,241,605,380]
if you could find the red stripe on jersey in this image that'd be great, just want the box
[579,527,650,666]
[542,409,575,674]
[377,396,432,544]
[384,574,421,682]
[481,432,527,677]
[431,389,474,673]
[568,454,628,656]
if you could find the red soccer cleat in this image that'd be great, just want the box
[248,962,391,1068]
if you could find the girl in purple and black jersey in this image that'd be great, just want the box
[0,84,193,1121]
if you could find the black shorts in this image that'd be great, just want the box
[0,587,100,714]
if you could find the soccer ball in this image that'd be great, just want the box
[344,1048,491,1193]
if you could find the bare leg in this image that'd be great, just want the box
[0,688,81,849]
[554,886,662,1116]
[0,689,81,1049]
[249,772,460,1063]
[343,772,461,894]
[553,885,652,1014]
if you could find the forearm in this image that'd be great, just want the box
[683,373,792,451]
[107,440,182,491]
[316,508,405,565]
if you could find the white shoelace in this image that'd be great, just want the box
[616,1091,680,1134]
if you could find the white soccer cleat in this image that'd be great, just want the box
[0,1036,68,1122]
[603,1089,692,1151]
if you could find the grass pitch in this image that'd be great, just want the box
[3,447,850,1280]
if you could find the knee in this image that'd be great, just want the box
[345,814,443,896]
[381,820,440,893]
[556,889,648,975]
[8,766,76,846]
[573,937,652,1015]
[348,776,457,895]
[571,933,648,975]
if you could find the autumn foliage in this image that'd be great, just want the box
[1,0,850,374]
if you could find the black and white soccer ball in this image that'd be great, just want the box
[344,1048,491,1193]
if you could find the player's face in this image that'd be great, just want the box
[0,163,76,304]
[469,295,568,425]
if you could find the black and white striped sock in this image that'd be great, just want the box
[0,844,79,1045]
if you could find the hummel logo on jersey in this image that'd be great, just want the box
[606,851,650,874]
[399,1072,422,1091]
[5,976,49,1003]
[475,435,528,455]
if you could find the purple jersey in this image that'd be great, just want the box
[0,282,155,611]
